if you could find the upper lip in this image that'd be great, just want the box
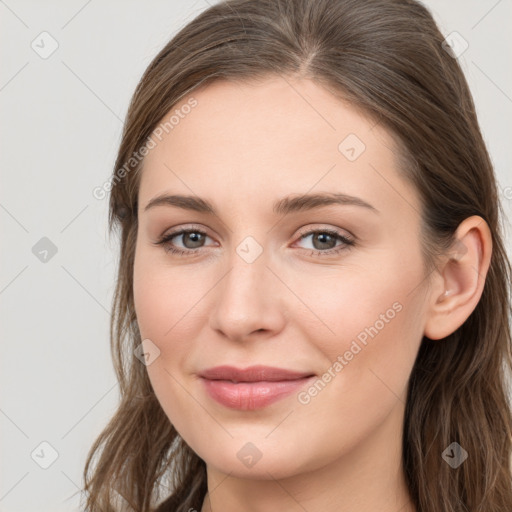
[199,365,315,382]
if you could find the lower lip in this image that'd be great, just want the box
[200,376,314,410]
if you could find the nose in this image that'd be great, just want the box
[208,245,287,343]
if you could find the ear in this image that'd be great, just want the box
[423,215,493,341]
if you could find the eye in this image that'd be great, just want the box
[293,227,355,256]
[153,225,355,258]
[153,226,215,256]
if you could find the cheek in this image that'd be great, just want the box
[133,272,173,341]
[133,249,206,342]
[133,255,207,442]
[132,250,215,389]
[293,256,423,363]
[288,280,425,472]
[293,252,426,413]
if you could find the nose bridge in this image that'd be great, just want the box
[208,235,284,339]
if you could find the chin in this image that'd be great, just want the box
[188,431,321,480]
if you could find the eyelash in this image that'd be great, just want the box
[154,225,355,258]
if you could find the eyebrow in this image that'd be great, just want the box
[143,192,379,216]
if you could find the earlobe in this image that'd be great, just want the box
[423,216,492,341]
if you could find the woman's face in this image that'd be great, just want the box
[133,76,431,479]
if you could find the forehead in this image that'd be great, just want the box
[138,76,421,220]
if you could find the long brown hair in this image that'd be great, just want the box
[82,0,512,510]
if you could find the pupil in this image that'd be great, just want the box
[315,233,334,250]
[185,232,203,248]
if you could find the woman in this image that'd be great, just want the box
[82,0,512,510]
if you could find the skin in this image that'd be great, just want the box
[133,75,492,512]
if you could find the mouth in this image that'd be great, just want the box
[198,365,316,410]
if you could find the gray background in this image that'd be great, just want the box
[1,1,511,510]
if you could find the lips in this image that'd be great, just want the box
[199,365,314,382]
[198,365,315,410]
